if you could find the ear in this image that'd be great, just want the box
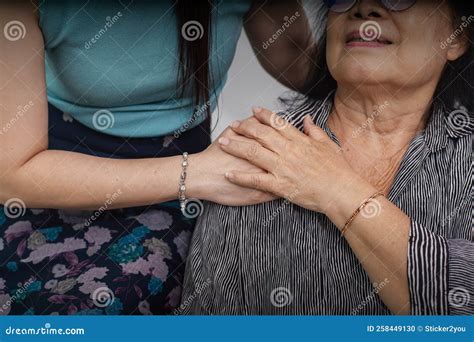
[445,33,469,62]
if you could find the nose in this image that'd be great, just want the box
[350,0,388,19]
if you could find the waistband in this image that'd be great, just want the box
[47,104,211,159]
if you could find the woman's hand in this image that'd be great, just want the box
[187,127,277,206]
[217,107,373,215]
[215,108,417,315]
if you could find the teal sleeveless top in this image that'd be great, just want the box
[39,0,252,137]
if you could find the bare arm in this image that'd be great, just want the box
[326,185,412,315]
[244,0,314,91]
[0,1,274,211]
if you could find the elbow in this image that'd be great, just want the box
[0,172,17,205]
[0,149,46,208]
[0,171,29,210]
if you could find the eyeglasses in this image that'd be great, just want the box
[324,0,416,13]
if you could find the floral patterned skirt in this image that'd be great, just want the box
[0,104,211,315]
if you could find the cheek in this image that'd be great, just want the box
[325,14,347,68]
[325,35,340,74]
[394,20,450,82]
[325,18,353,78]
[325,20,339,54]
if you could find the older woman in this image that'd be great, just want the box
[181,0,473,315]
[0,0,312,315]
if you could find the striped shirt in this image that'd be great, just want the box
[181,94,473,315]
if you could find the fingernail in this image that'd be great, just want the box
[252,106,262,114]
[230,121,240,128]
[218,137,230,146]
[225,172,234,179]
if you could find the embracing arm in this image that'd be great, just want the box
[0,1,189,210]
[0,1,273,211]
[244,0,314,91]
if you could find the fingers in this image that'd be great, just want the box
[251,107,303,141]
[229,115,286,153]
[225,171,274,193]
[303,115,328,141]
[218,135,278,172]
[218,126,240,139]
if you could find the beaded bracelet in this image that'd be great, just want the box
[341,191,384,236]
[178,152,189,215]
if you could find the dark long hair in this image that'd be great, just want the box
[176,0,213,121]
[296,1,474,114]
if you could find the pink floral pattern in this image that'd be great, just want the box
[0,202,194,315]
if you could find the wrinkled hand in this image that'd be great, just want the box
[217,107,365,214]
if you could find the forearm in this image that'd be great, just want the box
[325,179,411,315]
[3,149,197,210]
[245,0,313,90]
[322,178,472,315]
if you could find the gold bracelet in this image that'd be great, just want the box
[341,191,384,236]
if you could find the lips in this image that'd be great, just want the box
[345,30,393,45]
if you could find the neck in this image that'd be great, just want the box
[328,85,433,144]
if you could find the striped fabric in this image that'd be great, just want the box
[181,93,473,315]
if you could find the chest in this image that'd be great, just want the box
[342,144,409,194]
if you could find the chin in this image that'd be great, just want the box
[330,59,396,86]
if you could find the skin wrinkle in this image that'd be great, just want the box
[327,103,428,194]
[324,0,465,196]
[214,0,469,315]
